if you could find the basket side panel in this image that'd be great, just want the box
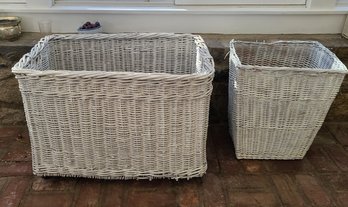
[16,74,212,179]
[230,69,345,159]
[228,55,238,146]
[234,128,319,159]
[237,69,344,101]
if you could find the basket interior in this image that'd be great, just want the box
[30,36,197,75]
[233,42,336,70]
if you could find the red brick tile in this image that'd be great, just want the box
[0,162,32,176]
[2,144,31,162]
[14,131,31,145]
[240,160,265,174]
[130,179,173,191]
[210,125,234,161]
[0,149,7,160]
[306,146,339,172]
[322,174,348,192]
[10,133,31,149]
[75,181,102,207]
[226,175,272,190]
[216,143,235,161]
[101,182,124,207]
[228,192,281,207]
[326,122,348,146]
[177,181,201,207]
[296,175,333,207]
[206,132,218,160]
[264,160,313,173]
[0,129,31,162]
[272,175,306,207]
[21,193,73,207]
[126,188,176,207]
[324,146,348,172]
[18,128,30,140]
[207,159,220,174]
[0,177,8,191]
[32,177,76,191]
[125,179,177,207]
[0,177,30,207]
[337,192,348,207]
[216,137,235,155]
[202,173,226,207]
[219,160,242,175]
[0,127,24,138]
[0,137,15,149]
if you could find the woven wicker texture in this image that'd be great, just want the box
[12,33,214,180]
[229,41,347,160]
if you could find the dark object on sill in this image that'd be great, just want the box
[78,21,102,34]
[0,17,22,41]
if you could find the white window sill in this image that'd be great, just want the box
[1,3,348,34]
[1,4,348,14]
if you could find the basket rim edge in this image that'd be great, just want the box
[11,67,215,79]
[12,32,216,77]
[229,39,348,74]
[233,64,348,74]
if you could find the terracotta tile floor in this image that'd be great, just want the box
[0,123,348,207]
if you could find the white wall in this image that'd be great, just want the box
[5,12,345,34]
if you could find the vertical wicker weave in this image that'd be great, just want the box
[12,33,214,179]
[229,40,347,160]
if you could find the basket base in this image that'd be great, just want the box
[235,153,305,160]
[32,165,207,180]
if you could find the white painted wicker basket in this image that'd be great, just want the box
[229,40,347,160]
[12,33,214,179]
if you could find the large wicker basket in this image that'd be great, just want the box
[229,40,347,160]
[12,33,214,179]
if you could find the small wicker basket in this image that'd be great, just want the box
[12,33,214,179]
[229,40,347,160]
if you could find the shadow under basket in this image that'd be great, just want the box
[228,40,348,160]
[12,33,215,179]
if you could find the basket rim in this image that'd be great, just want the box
[229,40,348,74]
[11,68,214,80]
[12,33,215,79]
